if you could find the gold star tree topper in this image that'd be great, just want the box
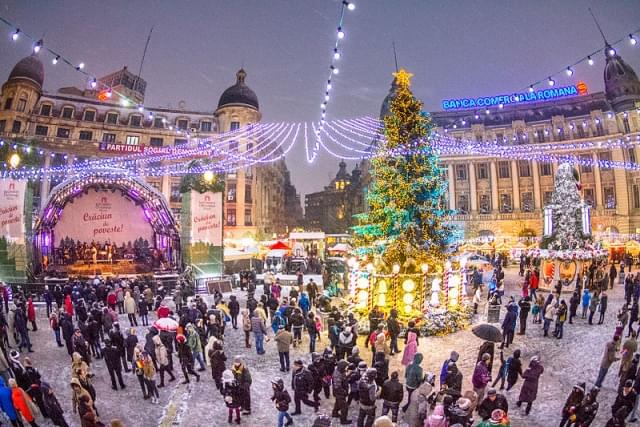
[393,68,414,87]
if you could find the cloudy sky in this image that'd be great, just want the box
[1,0,639,199]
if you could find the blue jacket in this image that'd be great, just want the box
[271,313,286,334]
[298,295,310,313]
[0,377,17,421]
[581,290,591,307]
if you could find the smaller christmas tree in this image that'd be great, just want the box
[542,162,590,250]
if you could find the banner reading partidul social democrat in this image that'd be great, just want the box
[0,180,26,244]
[189,191,222,245]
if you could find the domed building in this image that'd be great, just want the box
[0,58,297,243]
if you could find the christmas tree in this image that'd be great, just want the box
[542,162,589,250]
[352,69,455,271]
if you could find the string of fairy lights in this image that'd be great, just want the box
[1,9,640,180]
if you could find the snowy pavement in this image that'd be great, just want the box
[17,267,637,426]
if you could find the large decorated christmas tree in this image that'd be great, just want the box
[353,69,455,271]
[541,162,591,250]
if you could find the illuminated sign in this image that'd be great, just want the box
[98,143,175,154]
[442,83,588,111]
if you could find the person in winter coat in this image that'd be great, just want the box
[185,324,205,371]
[137,298,148,327]
[599,291,609,324]
[142,352,159,404]
[379,370,403,423]
[517,296,531,335]
[582,288,592,319]
[41,382,69,427]
[619,332,638,382]
[275,326,293,372]
[222,369,242,424]
[337,327,355,361]
[125,328,138,373]
[444,362,463,400]
[176,334,200,384]
[357,368,378,427]
[331,360,351,425]
[228,296,240,330]
[559,382,586,427]
[505,349,523,391]
[424,403,447,427]
[596,336,621,388]
[609,379,636,425]
[402,374,434,427]
[554,300,568,339]
[575,386,599,426]
[0,376,20,427]
[152,335,175,387]
[491,350,508,390]
[439,350,460,388]
[232,356,252,414]
[291,359,319,415]
[448,396,474,427]
[477,387,508,421]
[472,353,492,402]
[78,394,97,427]
[9,378,39,426]
[569,292,580,324]
[207,339,226,390]
[402,352,424,412]
[629,302,639,338]
[271,377,294,427]
[251,312,268,355]
[588,292,600,325]
[477,341,495,374]
[123,292,137,327]
[500,305,517,349]
[103,339,126,391]
[516,356,544,415]
[71,352,90,380]
[402,331,418,367]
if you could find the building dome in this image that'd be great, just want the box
[603,46,640,112]
[8,55,44,88]
[217,69,259,110]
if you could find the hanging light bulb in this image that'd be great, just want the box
[608,47,616,57]
[565,67,574,77]
[333,48,340,60]
[33,39,43,53]
[77,62,85,70]
[331,65,339,75]
[52,55,60,65]
[105,89,112,98]
[587,56,594,66]
[548,77,555,86]
[137,105,144,113]
[343,1,355,10]
[337,27,345,39]
[327,81,332,91]
[8,153,20,169]
[11,29,20,41]
[325,93,330,101]
[90,78,97,88]
[631,34,638,46]
[148,111,154,119]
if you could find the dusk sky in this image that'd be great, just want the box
[1,0,639,199]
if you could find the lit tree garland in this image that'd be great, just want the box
[352,69,455,272]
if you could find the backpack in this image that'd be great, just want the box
[358,380,375,406]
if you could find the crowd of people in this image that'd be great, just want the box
[0,255,637,426]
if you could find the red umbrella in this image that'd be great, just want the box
[269,241,290,250]
[153,317,179,332]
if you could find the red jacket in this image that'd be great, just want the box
[107,293,117,307]
[65,295,74,316]
[530,273,539,289]
[27,299,36,322]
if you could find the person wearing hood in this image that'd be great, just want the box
[357,367,378,427]
[222,369,242,424]
[439,350,460,388]
[581,288,592,319]
[0,376,20,427]
[506,349,524,391]
[425,402,447,427]
[152,335,175,387]
[71,352,90,380]
[516,356,544,415]
[41,382,69,427]
[124,292,137,327]
[186,324,206,371]
[228,295,240,329]
[332,359,351,425]
[403,373,434,427]
[402,331,418,368]
[500,304,517,349]
[61,314,74,357]
[610,379,637,425]
[559,382,586,427]
[298,293,310,317]
[208,339,226,390]
[9,378,39,426]
[271,377,294,427]
[402,352,424,412]
[176,333,200,384]
[444,361,463,400]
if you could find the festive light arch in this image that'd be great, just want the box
[33,167,181,272]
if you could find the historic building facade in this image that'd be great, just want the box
[0,56,297,240]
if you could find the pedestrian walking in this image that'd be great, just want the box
[582,288,592,319]
[153,335,175,387]
[357,368,378,427]
[176,333,200,384]
[598,291,608,324]
[559,382,585,427]
[595,336,620,388]
[291,359,319,415]
[332,360,352,425]
[402,332,418,367]
[103,339,126,391]
[516,356,544,416]
[472,353,492,402]
[271,377,293,427]
[232,356,252,415]
[275,326,293,372]
[380,371,403,423]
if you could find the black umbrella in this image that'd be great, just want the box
[472,324,503,343]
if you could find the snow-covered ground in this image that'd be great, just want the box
[19,266,635,426]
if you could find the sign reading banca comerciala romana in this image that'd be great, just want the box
[441,83,588,111]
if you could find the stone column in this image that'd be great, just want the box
[532,160,542,209]
[490,161,499,212]
[447,164,456,210]
[469,162,477,212]
[592,153,603,208]
[511,161,521,210]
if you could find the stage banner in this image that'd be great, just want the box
[0,180,27,244]
[181,191,223,279]
[189,191,222,245]
[53,191,154,245]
